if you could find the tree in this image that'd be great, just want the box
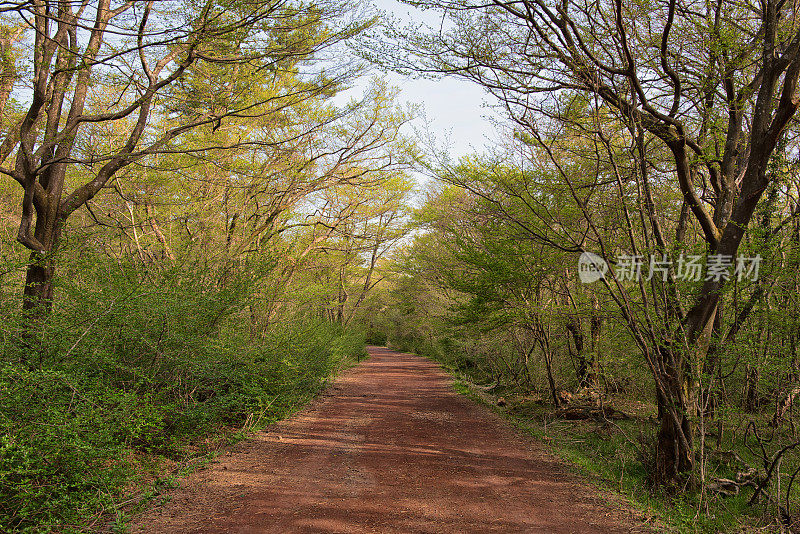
[376,0,800,485]
[0,22,22,126]
[0,0,369,326]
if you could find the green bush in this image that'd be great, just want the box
[0,254,365,532]
[365,330,388,346]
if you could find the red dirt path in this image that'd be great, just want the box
[130,347,651,533]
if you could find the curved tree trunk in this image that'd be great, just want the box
[21,199,65,329]
[652,343,697,486]
[566,317,595,389]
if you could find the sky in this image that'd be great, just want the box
[384,72,503,160]
[360,0,504,162]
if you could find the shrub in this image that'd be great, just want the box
[0,254,365,532]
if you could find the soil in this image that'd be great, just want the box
[129,347,654,533]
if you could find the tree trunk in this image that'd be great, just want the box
[652,343,698,487]
[21,208,64,329]
[534,321,559,407]
[22,255,56,318]
[566,317,594,389]
[655,186,760,485]
[336,265,348,324]
[652,211,762,486]
[146,203,176,263]
[744,364,760,412]
[701,306,724,418]
[655,404,695,485]
[772,384,800,427]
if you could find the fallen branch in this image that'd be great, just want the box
[708,468,763,498]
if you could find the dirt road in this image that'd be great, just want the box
[131,347,649,533]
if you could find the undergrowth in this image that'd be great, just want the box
[0,253,366,533]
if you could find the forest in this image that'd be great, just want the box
[1,0,800,532]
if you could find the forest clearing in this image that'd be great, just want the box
[1,0,800,531]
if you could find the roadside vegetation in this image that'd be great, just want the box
[0,256,366,530]
[373,168,800,531]
[373,145,800,531]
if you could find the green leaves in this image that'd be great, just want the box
[0,242,369,531]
